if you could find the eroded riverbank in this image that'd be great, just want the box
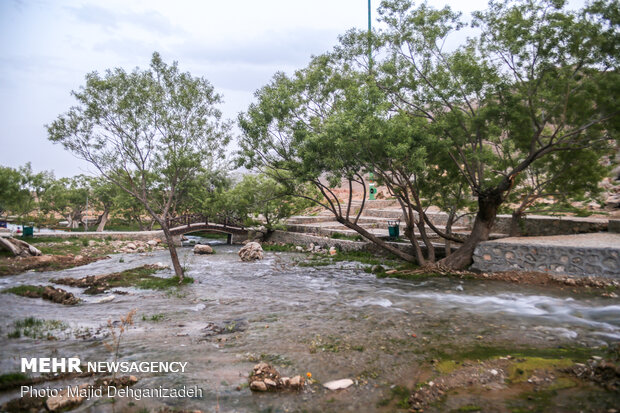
[1,245,619,412]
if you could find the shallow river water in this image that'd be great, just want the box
[1,245,619,412]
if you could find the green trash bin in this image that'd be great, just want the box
[23,226,34,237]
[387,220,399,240]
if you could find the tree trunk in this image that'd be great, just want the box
[96,208,109,232]
[444,210,455,257]
[161,225,184,281]
[509,211,523,237]
[337,217,417,263]
[415,218,435,263]
[439,190,502,270]
[0,237,42,257]
[404,224,426,266]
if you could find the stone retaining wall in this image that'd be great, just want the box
[472,234,620,278]
[493,215,608,236]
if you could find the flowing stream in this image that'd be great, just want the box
[1,245,619,412]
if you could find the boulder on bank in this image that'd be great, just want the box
[0,237,41,257]
[193,244,214,254]
[239,242,263,261]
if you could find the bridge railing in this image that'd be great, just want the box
[165,214,245,229]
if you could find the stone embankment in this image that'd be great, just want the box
[472,233,620,278]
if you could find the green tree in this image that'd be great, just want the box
[504,149,611,236]
[226,174,314,230]
[0,163,52,221]
[40,176,90,228]
[48,52,231,279]
[88,178,119,232]
[239,57,420,262]
[373,0,618,268]
[0,165,29,218]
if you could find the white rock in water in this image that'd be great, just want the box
[323,378,354,390]
[96,295,115,304]
[193,244,213,254]
[193,303,206,311]
[126,242,137,250]
[238,242,264,261]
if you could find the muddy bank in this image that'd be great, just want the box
[53,264,176,294]
[0,237,165,276]
[3,285,80,305]
[0,254,106,276]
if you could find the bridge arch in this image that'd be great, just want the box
[168,218,248,245]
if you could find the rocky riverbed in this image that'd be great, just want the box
[0,244,619,412]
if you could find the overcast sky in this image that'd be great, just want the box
[0,0,586,178]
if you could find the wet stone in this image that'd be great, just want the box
[201,319,248,337]
[248,362,305,392]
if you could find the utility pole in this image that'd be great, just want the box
[85,195,89,232]
[368,0,372,72]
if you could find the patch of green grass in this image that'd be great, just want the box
[262,243,299,252]
[16,236,67,244]
[435,360,460,374]
[7,329,20,338]
[90,265,193,290]
[8,317,68,339]
[142,313,166,322]
[508,357,574,383]
[430,345,600,364]
[258,353,293,367]
[0,372,29,389]
[2,285,46,297]
[186,231,229,239]
[308,334,363,354]
[547,377,577,391]
[331,250,400,266]
[391,385,411,409]
[359,369,380,380]
[507,388,557,413]
[135,275,193,289]
[330,232,363,241]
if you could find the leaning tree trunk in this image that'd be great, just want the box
[0,237,42,257]
[444,211,456,257]
[439,191,502,270]
[161,225,184,281]
[96,208,109,232]
[337,217,417,263]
